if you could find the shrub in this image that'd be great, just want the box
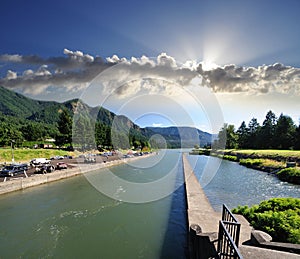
[232,198,300,244]
[277,168,300,184]
[223,155,238,162]
[239,158,263,167]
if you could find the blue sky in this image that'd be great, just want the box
[1,0,300,132]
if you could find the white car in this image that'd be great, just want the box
[30,158,51,166]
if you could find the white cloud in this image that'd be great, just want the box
[0,54,22,62]
[6,70,17,80]
[1,49,300,98]
[152,123,163,127]
[157,52,177,68]
[63,48,94,63]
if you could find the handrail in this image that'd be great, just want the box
[222,204,239,223]
[217,204,243,259]
[218,220,243,259]
[222,221,241,247]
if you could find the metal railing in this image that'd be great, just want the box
[222,204,239,223]
[217,204,243,259]
[217,221,243,259]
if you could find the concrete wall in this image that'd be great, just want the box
[0,168,82,195]
[0,155,151,195]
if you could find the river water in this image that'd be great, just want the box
[1,151,300,258]
[0,150,188,259]
[187,154,300,211]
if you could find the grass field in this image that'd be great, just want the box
[0,148,74,163]
[223,149,300,160]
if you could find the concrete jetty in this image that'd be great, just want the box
[182,153,300,259]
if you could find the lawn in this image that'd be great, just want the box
[0,148,73,163]
[226,149,300,160]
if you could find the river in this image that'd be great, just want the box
[1,151,299,258]
[187,154,300,211]
[0,150,187,259]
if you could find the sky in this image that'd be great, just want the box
[1,0,300,133]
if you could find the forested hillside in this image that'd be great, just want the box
[0,86,212,149]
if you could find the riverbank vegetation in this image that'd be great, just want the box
[277,168,300,184]
[232,198,300,244]
[191,110,300,184]
[190,148,300,183]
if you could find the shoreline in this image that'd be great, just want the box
[190,149,300,184]
[0,154,152,195]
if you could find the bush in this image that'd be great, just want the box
[232,198,300,244]
[239,158,263,167]
[223,155,239,162]
[277,168,300,184]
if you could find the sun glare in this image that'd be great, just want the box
[201,60,219,70]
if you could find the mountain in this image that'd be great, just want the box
[0,86,52,118]
[0,86,116,125]
[0,86,213,147]
[144,126,213,148]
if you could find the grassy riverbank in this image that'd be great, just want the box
[191,148,300,160]
[0,148,73,163]
[190,148,300,184]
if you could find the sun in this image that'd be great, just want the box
[201,60,219,71]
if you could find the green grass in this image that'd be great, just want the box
[0,148,73,163]
[239,158,285,169]
[227,149,300,159]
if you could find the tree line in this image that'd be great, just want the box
[214,110,300,150]
[0,113,58,147]
[0,108,152,150]
[56,109,152,150]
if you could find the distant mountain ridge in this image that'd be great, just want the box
[145,126,213,148]
[0,86,213,147]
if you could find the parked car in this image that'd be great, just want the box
[84,156,96,163]
[35,164,55,174]
[30,158,51,166]
[50,156,64,160]
[0,164,28,177]
[56,162,68,170]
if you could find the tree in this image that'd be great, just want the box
[21,122,44,141]
[73,115,95,151]
[295,120,300,150]
[237,121,249,148]
[213,124,227,149]
[248,118,260,148]
[0,122,23,146]
[226,124,238,149]
[214,124,238,149]
[258,110,277,149]
[95,122,112,148]
[274,114,296,149]
[56,109,72,147]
